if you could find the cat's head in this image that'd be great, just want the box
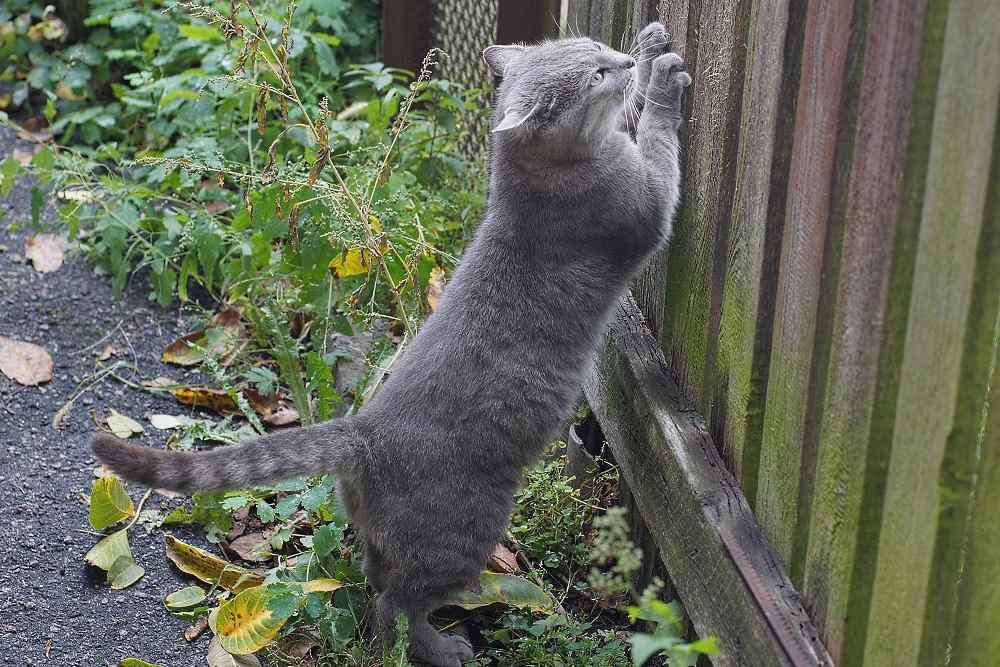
[483,38,635,151]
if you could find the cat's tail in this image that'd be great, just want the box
[90,418,361,494]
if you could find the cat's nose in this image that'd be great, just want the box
[624,56,636,69]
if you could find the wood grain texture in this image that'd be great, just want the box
[796,1,929,661]
[661,0,747,412]
[584,295,832,667]
[715,0,796,499]
[862,0,1000,662]
[754,0,854,568]
[928,116,1000,667]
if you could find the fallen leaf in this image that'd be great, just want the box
[85,529,145,589]
[143,376,177,389]
[447,571,554,614]
[24,233,67,273]
[164,535,264,592]
[227,533,272,562]
[89,476,135,530]
[261,405,299,426]
[207,635,261,667]
[85,529,132,570]
[426,266,446,312]
[165,585,207,610]
[149,414,194,430]
[162,307,245,366]
[0,336,53,385]
[488,543,520,574]
[170,385,298,425]
[184,616,210,642]
[97,344,121,361]
[27,16,67,41]
[106,409,144,438]
[120,659,164,667]
[215,585,296,654]
[108,554,145,589]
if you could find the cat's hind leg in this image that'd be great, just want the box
[376,593,474,667]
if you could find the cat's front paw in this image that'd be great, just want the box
[634,22,671,59]
[653,52,692,90]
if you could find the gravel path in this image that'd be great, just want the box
[0,127,223,666]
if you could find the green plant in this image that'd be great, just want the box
[511,449,616,573]
[475,612,629,667]
[587,507,718,667]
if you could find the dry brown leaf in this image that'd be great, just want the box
[97,344,121,361]
[0,336,53,385]
[227,533,272,562]
[170,385,299,426]
[427,267,446,312]
[184,615,210,642]
[162,307,245,366]
[24,233,67,273]
[488,543,520,574]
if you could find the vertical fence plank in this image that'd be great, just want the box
[933,123,1000,667]
[660,0,749,416]
[496,0,561,44]
[797,1,930,661]
[715,0,797,499]
[754,0,854,568]
[862,0,1000,662]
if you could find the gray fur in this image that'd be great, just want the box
[91,24,690,667]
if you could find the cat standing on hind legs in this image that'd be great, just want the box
[90,23,690,667]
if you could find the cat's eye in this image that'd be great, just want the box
[590,71,605,86]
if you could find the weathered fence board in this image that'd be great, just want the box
[937,126,1000,667]
[715,0,795,500]
[798,0,930,662]
[754,0,854,570]
[661,0,748,415]
[584,295,831,667]
[862,0,1000,663]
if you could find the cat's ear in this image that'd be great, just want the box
[492,101,542,134]
[482,45,526,77]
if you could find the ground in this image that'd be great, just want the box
[0,127,220,666]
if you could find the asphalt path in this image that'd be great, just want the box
[0,127,224,667]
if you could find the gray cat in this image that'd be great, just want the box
[91,22,690,667]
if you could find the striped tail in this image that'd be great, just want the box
[90,418,361,494]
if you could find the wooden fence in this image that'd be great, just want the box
[384,1,1000,664]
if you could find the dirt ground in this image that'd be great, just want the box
[0,127,226,666]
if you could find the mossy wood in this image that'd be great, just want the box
[583,295,832,667]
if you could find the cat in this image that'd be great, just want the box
[91,22,690,667]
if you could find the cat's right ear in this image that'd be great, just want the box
[482,45,526,77]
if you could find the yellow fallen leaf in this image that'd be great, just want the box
[24,233,67,273]
[106,409,144,439]
[0,336,53,385]
[89,476,135,530]
[165,535,264,592]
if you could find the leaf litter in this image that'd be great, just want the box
[0,336,53,385]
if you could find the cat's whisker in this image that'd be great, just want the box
[633,90,671,108]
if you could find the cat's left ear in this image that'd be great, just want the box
[492,101,543,133]
[483,45,526,77]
